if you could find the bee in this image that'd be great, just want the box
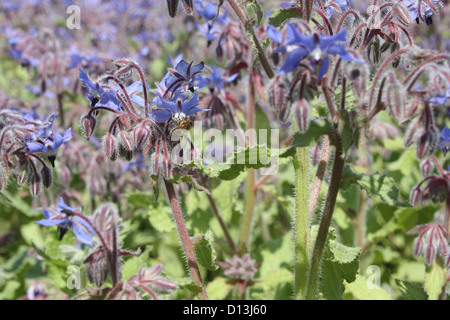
[170,112,194,136]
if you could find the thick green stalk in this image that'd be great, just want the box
[306,132,345,300]
[293,146,310,299]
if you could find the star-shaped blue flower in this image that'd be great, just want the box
[197,66,238,92]
[267,23,363,80]
[25,114,72,163]
[35,198,94,247]
[150,93,207,123]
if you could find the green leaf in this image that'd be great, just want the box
[320,228,361,300]
[183,144,283,181]
[285,118,335,156]
[344,275,392,300]
[194,230,218,271]
[341,165,411,207]
[424,260,447,300]
[268,8,301,26]
[206,277,233,300]
[245,0,263,26]
[395,279,428,300]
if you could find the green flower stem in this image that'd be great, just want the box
[306,130,346,300]
[164,180,208,300]
[238,69,257,254]
[293,146,311,300]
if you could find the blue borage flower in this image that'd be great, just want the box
[197,65,238,92]
[35,198,94,247]
[25,113,72,165]
[267,23,363,80]
[78,69,120,107]
[150,93,207,123]
[164,60,205,98]
[196,0,216,20]
[438,127,450,156]
[401,0,442,24]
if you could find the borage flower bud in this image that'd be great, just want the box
[293,98,311,133]
[268,75,286,112]
[345,62,368,100]
[409,223,448,266]
[166,0,179,18]
[80,113,97,140]
[420,159,434,178]
[84,246,109,287]
[386,80,406,122]
[410,186,421,206]
[416,128,438,159]
[119,130,133,151]
[181,0,194,15]
[102,133,117,160]
[393,3,413,26]
[40,164,53,188]
[133,126,151,152]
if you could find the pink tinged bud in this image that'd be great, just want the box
[279,101,291,122]
[393,4,413,26]
[413,236,424,257]
[386,82,406,122]
[118,144,133,161]
[425,240,436,266]
[420,159,434,178]
[293,99,311,133]
[84,246,109,287]
[166,0,179,18]
[120,130,133,151]
[134,127,150,151]
[103,133,116,159]
[80,114,97,140]
[410,186,421,206]
[416,128,438,159]
[407,97,420,118]
[404,119,420,148]
[213,113,223,131]
[268,76,286,112]
[345,63,368,99]
[181,0,194,15]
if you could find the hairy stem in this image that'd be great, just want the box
[238,69,257,254]
[163,180,208,300]
[227,0,274,79]
[306,130,346,300]
[293,146,311,300]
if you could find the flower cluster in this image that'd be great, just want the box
[0,108,72,196]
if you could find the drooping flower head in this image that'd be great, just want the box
[35,198,94,247]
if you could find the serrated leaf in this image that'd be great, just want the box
[341,165,410,207]
[268,7,302,26]
[194,230,218,271]
[320,228,361,300]
[395,279,428,300]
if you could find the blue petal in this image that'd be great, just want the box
[328,44,363,63]
[319,28,347,50]
[73,224,93,247]
[267,25,282,44]
[27,141,47,153]
[182,94,200,114]
[149,109,173,123]
[317,57,330,81]
[278,47,309,74]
